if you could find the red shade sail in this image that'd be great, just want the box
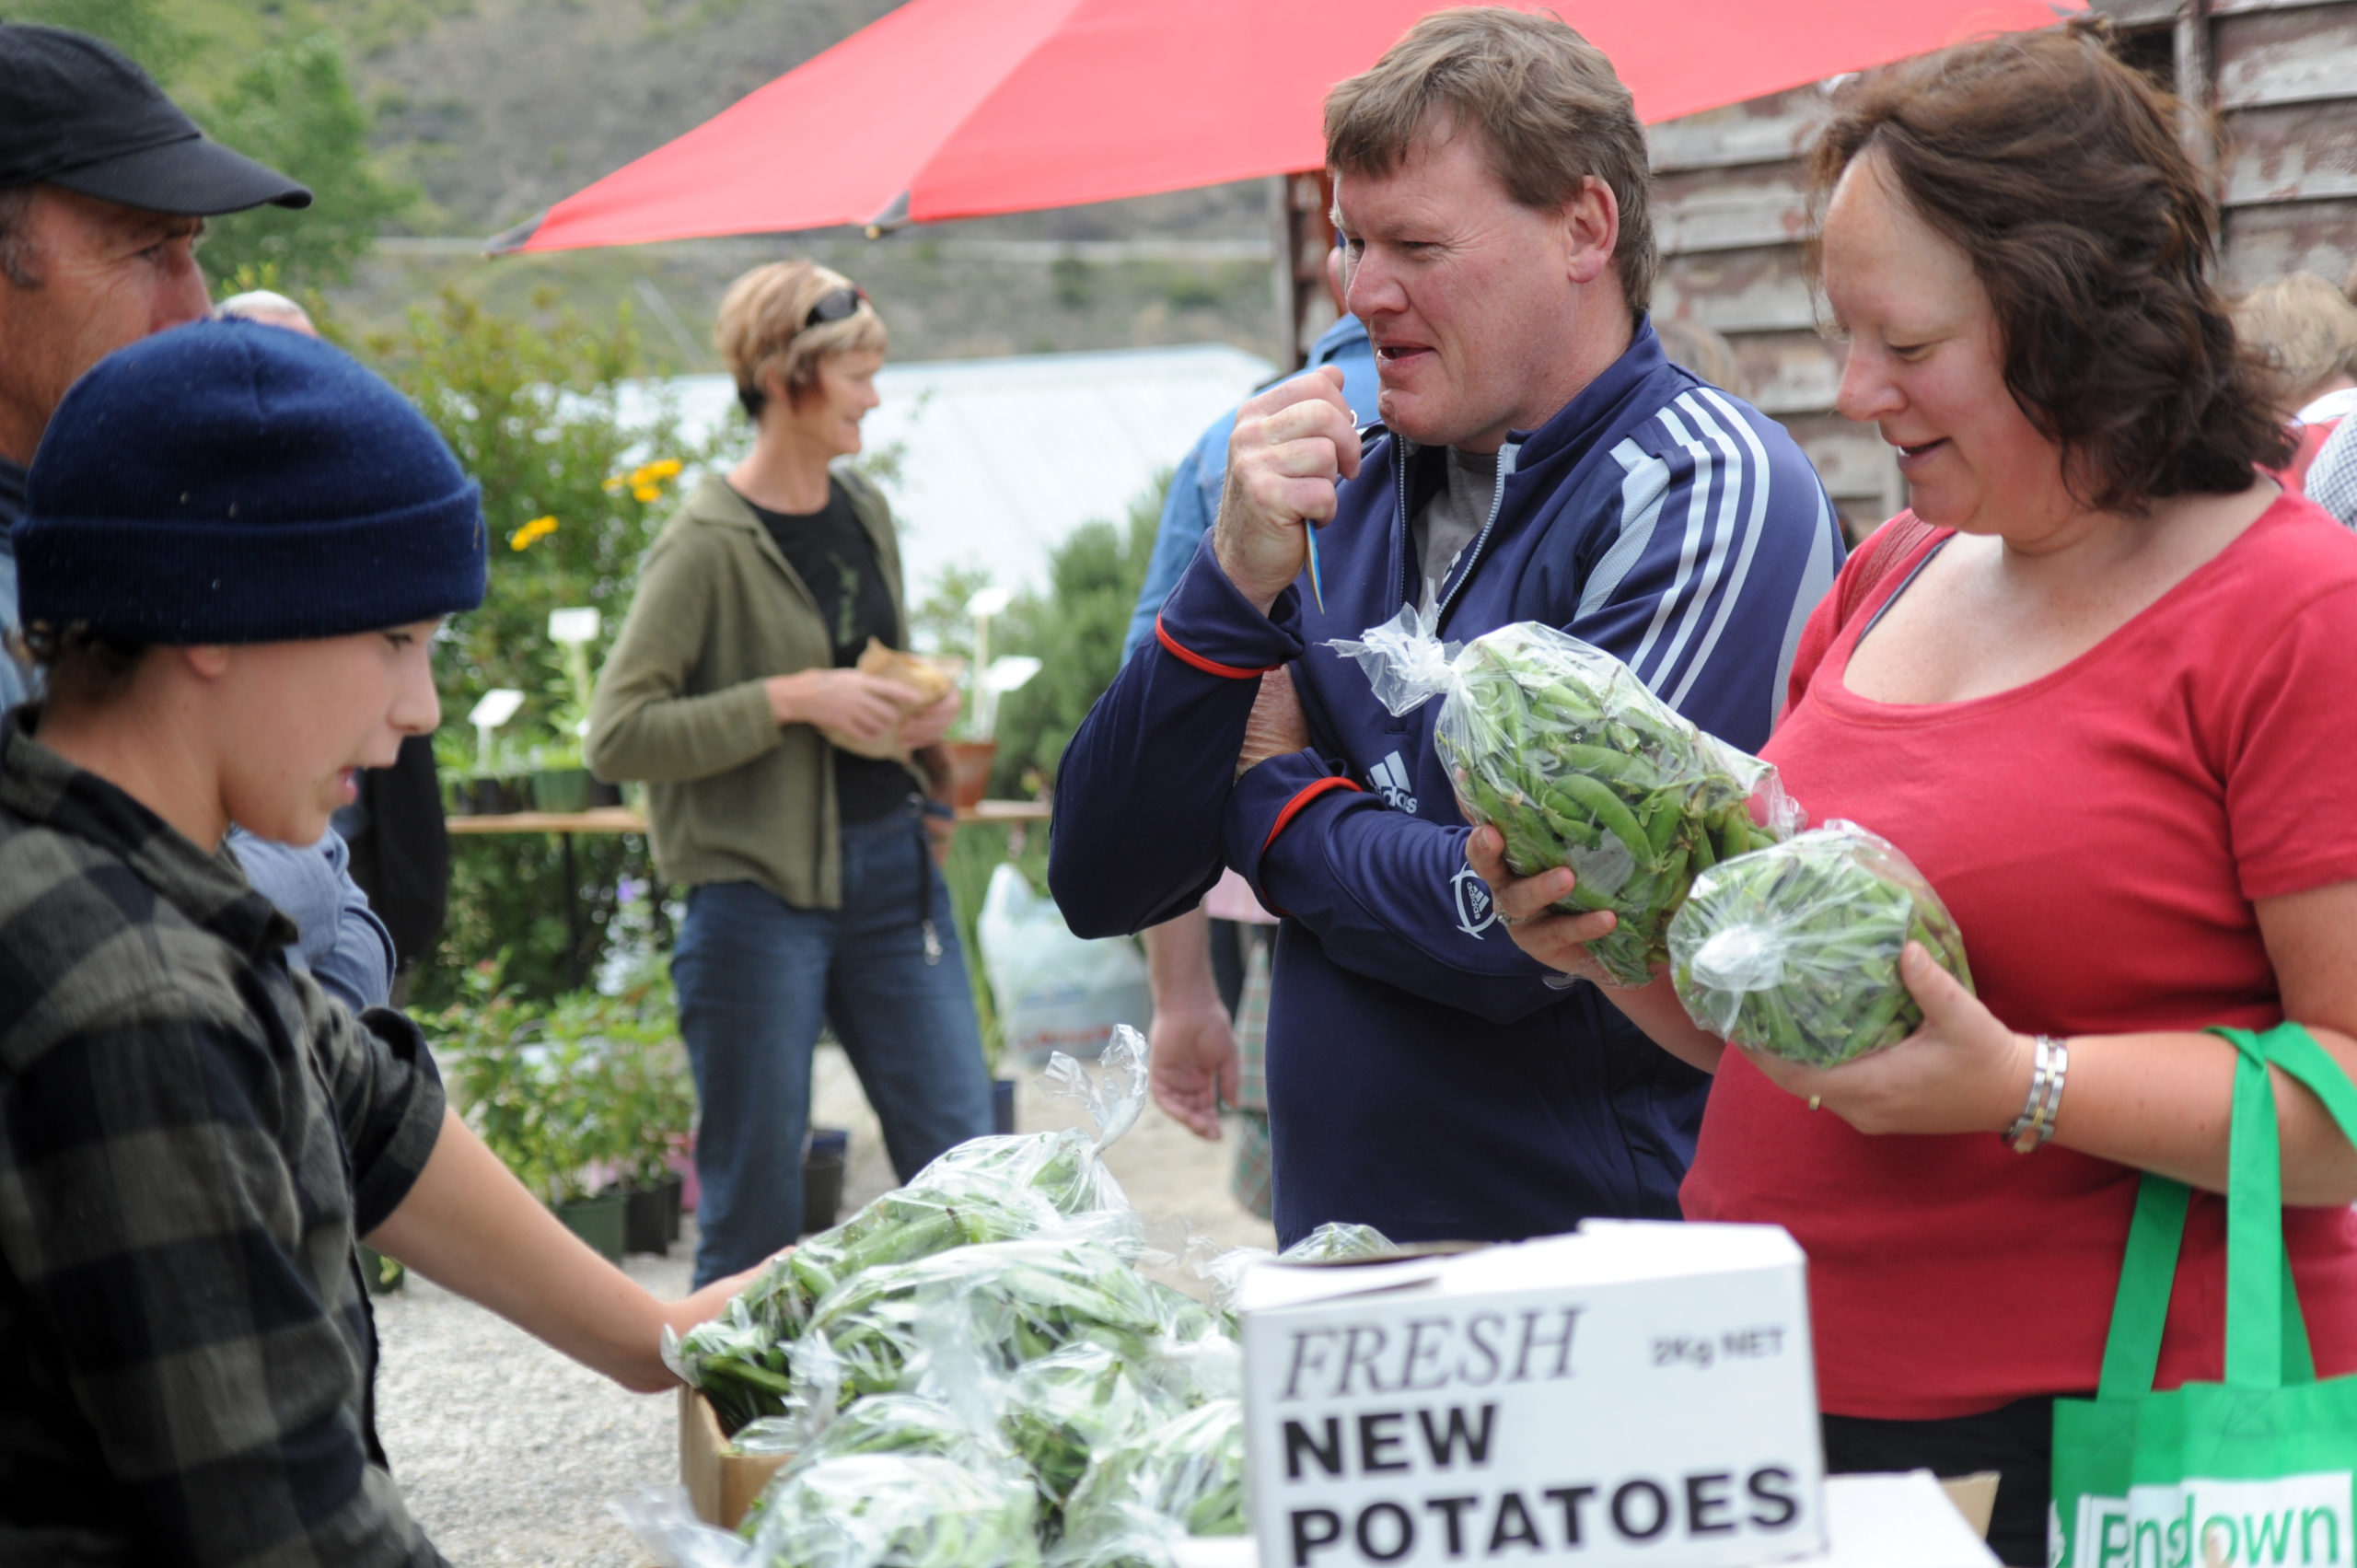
[496,0,2077,253]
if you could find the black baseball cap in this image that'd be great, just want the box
[0,24,310,215]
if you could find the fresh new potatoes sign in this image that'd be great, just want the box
[1238,1223,1826,1568]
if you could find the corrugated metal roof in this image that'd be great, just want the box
[628,343,1272,598]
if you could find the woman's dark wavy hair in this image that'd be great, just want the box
[1805,21,2291,513]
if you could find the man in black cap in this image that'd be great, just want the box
[0,21,311,708]
[0,26,422,1015]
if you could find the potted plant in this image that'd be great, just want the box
[540,1032,630,1262]
[357,1244,405,1295]
[529,736,595,815]
[426,962,630,1262]
[606,1024,695,1254]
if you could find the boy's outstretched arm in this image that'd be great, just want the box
[365,1108,759,1391]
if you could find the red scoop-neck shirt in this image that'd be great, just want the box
[1680,495,2357,1420]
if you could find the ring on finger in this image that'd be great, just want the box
[1498,912,1525,928]
[1806,1095,1822,1112]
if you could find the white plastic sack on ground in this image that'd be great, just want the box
[977,863,1149,1063]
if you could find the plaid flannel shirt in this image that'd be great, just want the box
[0,718,448,1566]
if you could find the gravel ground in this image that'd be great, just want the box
[375,1041,1274,1565]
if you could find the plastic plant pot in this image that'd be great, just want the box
[357,1244,405,1295]
[800,1127,850,1237]
[589,777,625,809]
[556,1190,627,1262]
[945,739,996,808]
[624,1181,678,1256]
[468,776,528,815]
[532,768,593,814]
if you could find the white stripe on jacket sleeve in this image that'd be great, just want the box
[1662,389,1775,710]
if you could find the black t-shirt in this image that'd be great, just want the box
[743,481,914,825]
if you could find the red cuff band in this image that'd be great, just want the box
[1155,613,1279,679]
[1260,775,1363,854]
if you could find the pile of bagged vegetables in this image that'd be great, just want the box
[1330,610,1795,985]
[633,1028,1399,1568]
[1666,821,1974,1066]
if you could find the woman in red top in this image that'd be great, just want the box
[1470,27,2357,1565]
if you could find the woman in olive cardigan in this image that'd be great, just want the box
[588,263,993,1285]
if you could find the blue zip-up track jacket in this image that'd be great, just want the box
[1051,321,1845,1247]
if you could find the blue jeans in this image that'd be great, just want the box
[672,804,993,1285]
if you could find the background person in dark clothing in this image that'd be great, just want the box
[337,733,453,1003]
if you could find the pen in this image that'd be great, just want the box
[1302,410,1374,615]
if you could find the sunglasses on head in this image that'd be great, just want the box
[803,286,867,331]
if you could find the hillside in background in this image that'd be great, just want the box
[27,0,1278,365]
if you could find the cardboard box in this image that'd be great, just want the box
[1161,1473,1996,1568]
[1812,1471,1999,1566]
[1237,1221,1825,1568]
[1938,1472,2000,1540]
[677,1386,788,1530]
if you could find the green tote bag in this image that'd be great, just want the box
[2050,1023,2357,1568]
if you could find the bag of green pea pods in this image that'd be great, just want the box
[1329,609,1798,987]
[1666,820,1974,1066]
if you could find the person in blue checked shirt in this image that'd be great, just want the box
[1120,274,1378,1173]
[1051,7,1845,1248]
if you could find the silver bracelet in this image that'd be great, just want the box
[2002,1034,2069,1155]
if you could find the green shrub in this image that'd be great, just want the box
[366,292,714,1007]
[911,474,1166,800]
[424,958,693,1202]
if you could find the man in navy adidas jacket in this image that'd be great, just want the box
[1051,8,1843,1247]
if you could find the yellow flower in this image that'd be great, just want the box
[612,457,685,505]
[508,515,559,551]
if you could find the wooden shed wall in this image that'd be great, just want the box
[1643,86,1890,538]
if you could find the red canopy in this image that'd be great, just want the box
[498,0,2076,253]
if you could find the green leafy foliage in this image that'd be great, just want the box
[195,34,421,288]
[908,476,1164,800]
[942,821,1050,1072]
[15,2,417,291]
[422,958,693,1202]
[364,292,715,1007]
[12,0,193,77]
[370,290,695,738]
[989,488,1160,796]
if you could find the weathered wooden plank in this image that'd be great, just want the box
[1724,330,1846,417]
[2209,0,2352,17]
[2213,3,2357,110]
[2220,196,2357,287]
[1648,86,1832,174]
[2220,99,2357,206]
[1655,246,1822,334]
[1779,412,1897,501]
[2090,0,2181,27]
[1654,164,1811,256]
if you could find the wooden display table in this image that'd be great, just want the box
[447,800,1050,835]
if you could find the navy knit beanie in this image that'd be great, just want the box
[14,319,487,644]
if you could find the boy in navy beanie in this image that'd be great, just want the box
[0,321,758,1564]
